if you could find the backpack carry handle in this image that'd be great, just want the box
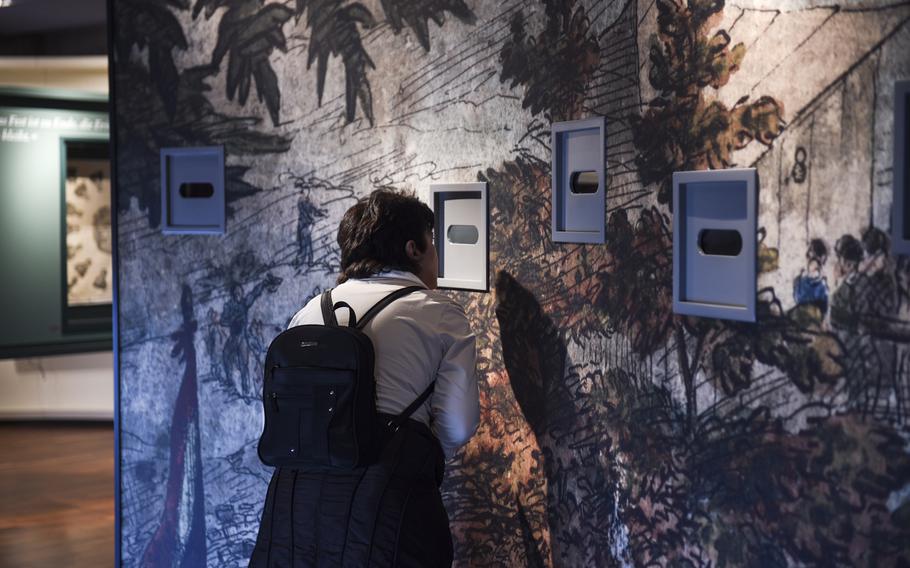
[333,301,357,327]
[320,293,365,328]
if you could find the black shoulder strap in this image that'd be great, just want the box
[355,285,424,330]
[320,290,337,326]
[320,290,338,326]
[322,285,423,328]
[387,380,436,432]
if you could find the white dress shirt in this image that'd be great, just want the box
[288,270,479,458]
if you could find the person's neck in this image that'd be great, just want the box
[373,269,428,287]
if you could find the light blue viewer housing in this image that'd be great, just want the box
[551,116,606,243]
[160,145,225,235]
[673,168,758,322]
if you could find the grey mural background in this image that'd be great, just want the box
[113,0,910,565]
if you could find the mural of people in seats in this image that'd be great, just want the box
[832,228,905,421]
[794,238,830,315]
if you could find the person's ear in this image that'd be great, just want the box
[405,239,422,261]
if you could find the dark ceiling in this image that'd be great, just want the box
[0,0,107,55]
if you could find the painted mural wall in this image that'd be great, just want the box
[113,0,910,565]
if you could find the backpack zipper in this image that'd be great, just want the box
[270,391,318,413]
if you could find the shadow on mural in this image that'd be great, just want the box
[115,0,910,566]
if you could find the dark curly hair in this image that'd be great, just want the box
[336,189,434,283]
[807,238,828,263]
[861,226,889,256]
[835,234,864,265]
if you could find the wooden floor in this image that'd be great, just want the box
[0,423,114,568]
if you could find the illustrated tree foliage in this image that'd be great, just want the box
[380,0,476,51]
[115,0,190,118]
[632,0,786,205]
[498,0,600,122]
[195,0,476,127]
[298,0,377,125]
[114,0,291,226]
[299,0,476,124]
[194,0,293,127]
[598,208,675,355]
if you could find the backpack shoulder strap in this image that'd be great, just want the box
[320,290,338,326]
[355,285,424,330]
[387,380,436,432]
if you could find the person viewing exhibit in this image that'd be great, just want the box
[249,188,480,567]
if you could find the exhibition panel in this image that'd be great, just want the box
[0,88,111,358]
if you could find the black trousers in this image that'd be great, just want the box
[249,418,453,568]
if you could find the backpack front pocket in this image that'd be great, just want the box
[262,366,356,465]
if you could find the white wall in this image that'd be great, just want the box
[0,56,109,94]
[0,56,113,420]
[0,351,114,419]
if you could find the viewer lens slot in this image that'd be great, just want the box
[569,171,599,194]
[698,229,742,256]
[179,182,215,198]
[447,224,479,245]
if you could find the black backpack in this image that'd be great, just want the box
[258,285,435,469]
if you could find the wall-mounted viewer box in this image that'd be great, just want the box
[431,182,488,291]
[160,146,225,235]
[551,116,605,243]
[673,168,757,322]
[893,81,910,255]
